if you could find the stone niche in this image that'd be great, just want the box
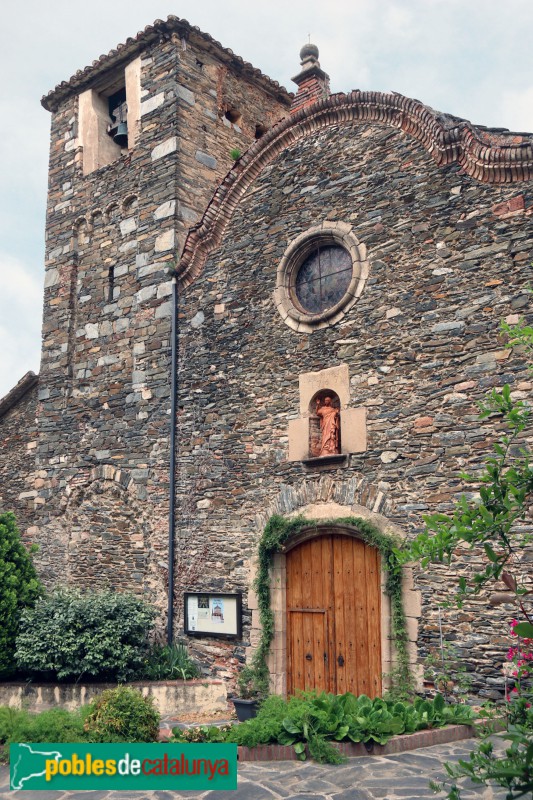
[287,364,366,462]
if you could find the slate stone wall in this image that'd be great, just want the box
[0,381,38,532]
[4,26,532,695]
[177,121,532,693]
[20,35,288,607]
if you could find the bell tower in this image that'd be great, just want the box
[31,17,291,597]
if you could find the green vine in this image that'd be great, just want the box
[243,514,412,699]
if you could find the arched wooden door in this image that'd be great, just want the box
[286,533,382,697]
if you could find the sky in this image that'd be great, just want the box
[1,0,532,400]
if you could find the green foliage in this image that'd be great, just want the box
[230,148,241,161]
[172,723,234,743]
[0,512,43,677]
[432,727,533,800]
[172,691,473,764]
[514,622,533,639]
[423,642,473,700]
[399,321,533,604]
[249,515,412,701]
[0,706,86,745]
[402,318,533,800]
[142,642,200,681]
[225,695,289,748]
[15,589,157,681]
[278,692,472,760]
[83,686,160,743]
[236,665,266,699]
[0,689,161,755]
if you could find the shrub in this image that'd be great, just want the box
[83,687,160,743]
[16,589,157,681]
[225,695,287,748]
[172,724,233,743]
[142,642,200,681]
[0,512,43,677]
[0,706,86,745]
[173,691,474,764]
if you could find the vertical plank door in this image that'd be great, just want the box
[286,533,382,697]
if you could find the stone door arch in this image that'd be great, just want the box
[251,503,422,697]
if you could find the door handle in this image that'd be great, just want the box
[337,654,345,667]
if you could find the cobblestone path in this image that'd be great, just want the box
[0,738,508,799]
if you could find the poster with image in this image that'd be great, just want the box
[184,593,241,637]
[210,598,224,623]
[197,595,209,619]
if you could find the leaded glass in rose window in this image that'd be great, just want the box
[294,245,352,315]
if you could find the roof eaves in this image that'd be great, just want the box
[41,16,292,112]
[0,372,39,419]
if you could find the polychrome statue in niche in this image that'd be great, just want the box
[315,396,340,456]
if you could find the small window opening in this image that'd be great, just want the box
[195,58,204,70]
[107,87,128,148]
[255,123,268,139]
[224,107,242,126]
[108,265,115,303]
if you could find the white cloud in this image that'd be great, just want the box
[501,87,533,133]
[0,254,42,400]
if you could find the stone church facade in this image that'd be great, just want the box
[1,16,532,698]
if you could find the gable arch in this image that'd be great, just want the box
[178,89,533,288]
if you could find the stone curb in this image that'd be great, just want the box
[237,723,476,761]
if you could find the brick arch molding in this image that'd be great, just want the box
[178,90,533,287]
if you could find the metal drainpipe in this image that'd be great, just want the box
[167,275,178,645]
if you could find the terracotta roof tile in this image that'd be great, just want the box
[42,16,292,111]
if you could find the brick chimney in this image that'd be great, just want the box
[291,43,330,114]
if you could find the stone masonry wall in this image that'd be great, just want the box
[4,22,531,694]
[0,378,38,532]
[176,120,532,693]
[22,34,288,613]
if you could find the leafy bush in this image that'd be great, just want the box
[83,686,160,743]
[142,642,200,681]
[172,724,234,743]
[16,589,157,681]
[228,695,287,747]
[0,706,86,745]
[403,319,533,800]
[172,691,474,763]
[0,512,42,677]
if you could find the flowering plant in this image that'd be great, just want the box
[504,619,533,730]
[507,619,533,680]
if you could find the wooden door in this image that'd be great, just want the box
[286,534,382,697]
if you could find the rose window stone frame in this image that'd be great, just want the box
[274,221,370,332]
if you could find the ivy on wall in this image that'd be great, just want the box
[244,514,412,698]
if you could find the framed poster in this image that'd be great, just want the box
[184,592,242,638]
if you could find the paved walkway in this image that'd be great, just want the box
[0,737,508,799]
